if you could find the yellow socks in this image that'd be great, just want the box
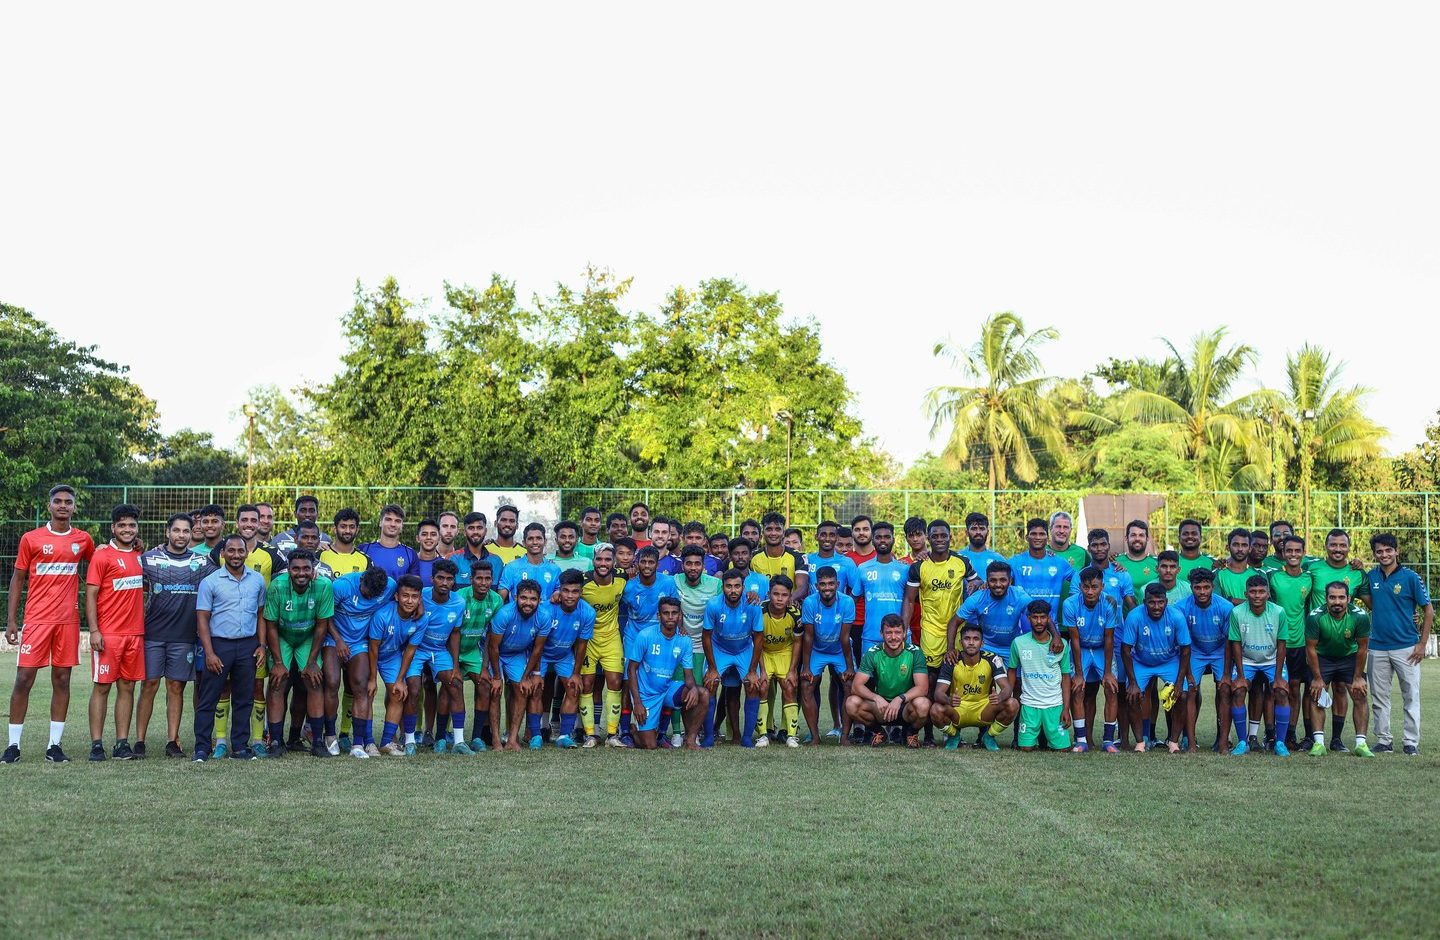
[604,688,621,735]
[784,703,800,739]
[214,697,230,743]
[579,699,595,736]
[339,690,354,736]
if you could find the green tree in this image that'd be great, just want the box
[317,279,446,485]
[129,429,244,486]
[624,279,884,490]
[1280,344,1386,496]
[1114,328,1277,490]
[1089,425,1194,491]
[0,303,158,516]
[924,312,1066,490]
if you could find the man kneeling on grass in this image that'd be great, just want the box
[627,597,708,749]
[844,614,930,747]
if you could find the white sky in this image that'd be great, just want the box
[4,3,1436,469]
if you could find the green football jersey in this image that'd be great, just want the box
[574,541,599,560]
[1053,544,1089,573]
[1175,553,1215,582]
[1308,562,1369,606]
[1116,555,1158,590]
[458,587,503,655]
[674,573,722,646]
[1164,581,1193,605]
[264,574,335,644]
[858,643,927,700]
[1214,565,1260,604]
[1305,606,1370,659]
[549,554,595,574]
[1267,568,1315,649]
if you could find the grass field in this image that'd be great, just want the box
[3,655,1438,939]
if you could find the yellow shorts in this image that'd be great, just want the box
[952,698,990,729]
[920,629,947,668]
[762,649,796,679]
[584,633,623,675]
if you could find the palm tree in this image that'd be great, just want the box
[924,312,1066,490]
[1117,328,1278,490]
[1282,344,1387,526]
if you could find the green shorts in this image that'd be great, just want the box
[278,634,314,673]
[1017,703,1071,750]
[459,649,485,676]
[672,651,705,682]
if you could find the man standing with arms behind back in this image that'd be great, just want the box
[1364,533,1433,755]
[4,484,95,764]
[193,534,268,762]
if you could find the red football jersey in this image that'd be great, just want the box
[15,525,95,625]
[847,549,877,625]
[86,543,146,635]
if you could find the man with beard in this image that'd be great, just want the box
[320,508,369,579]
[450,512,503,590]
[1114,519,1158,591]
[629,502,653,549]
[488,505,525,565]
[957,512,1004,579]
[1175,519,1214,582]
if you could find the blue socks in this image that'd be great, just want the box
[1275,705,1291,745]
[1140,719,1153,741]
[620,711,631,737]
[402,714,417,736]
[268,721,284,744]
[324,717,336,737]
[353,719,372,746]
[451,712,465,739]
[559,713,576,737]
[1103,722,1117,745]
[703,699,717,746]
[527,712,542,738]
[742,697,760,747]
[1231,706,1247,738]
[381,721,397,746]
[307,717,324,743]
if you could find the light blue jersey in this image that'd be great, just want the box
[801,592,856,656]
[622,574,677,639]
[959,547,1006,579]
[416,587,467,652]
[1060,594,1123,650]
[1174,594,1234,656]
[1070,564,1135,610]
[807,552,859,596]
[856,558,908,646]
[368,601,426,658]
[489,602,554,656]
[626,625,692,698]
[541,600,597,661]
[957,586,1033,655]
[332,572,396,648]
[1007,551,1074,620]
[703,595,764,656]
[1122,606,1191,666]
[499,557,562,599]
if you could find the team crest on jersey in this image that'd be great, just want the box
[1392,584,1402,595]
[899,662,909,676]
[71,543,80,555]
[1048,566,1057,576]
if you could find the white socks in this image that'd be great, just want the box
[49,721,65,747]
[8,724,20,747]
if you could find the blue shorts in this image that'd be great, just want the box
[540,654,576,679]
[1078,647,1107,684]
[1132,659,1181,692]
[406,648,454,679]
[1241,662,1287,683]
[637,681,686,731]
[1190,650,1227,685]
[377,652,403,685]
[499,651,531,684]
[335,626,367,654]
[710,647,752,688]
[808,649,847,676]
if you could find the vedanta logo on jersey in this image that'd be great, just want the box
[110,575,143,591]
[35,562,79,575]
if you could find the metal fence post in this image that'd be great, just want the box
[1425,494,1433,591]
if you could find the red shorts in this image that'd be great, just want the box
[92,633,145,683]
[17,621,81,669]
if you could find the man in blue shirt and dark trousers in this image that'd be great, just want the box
[194,535,269,761]
[1365,533,1433,755]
